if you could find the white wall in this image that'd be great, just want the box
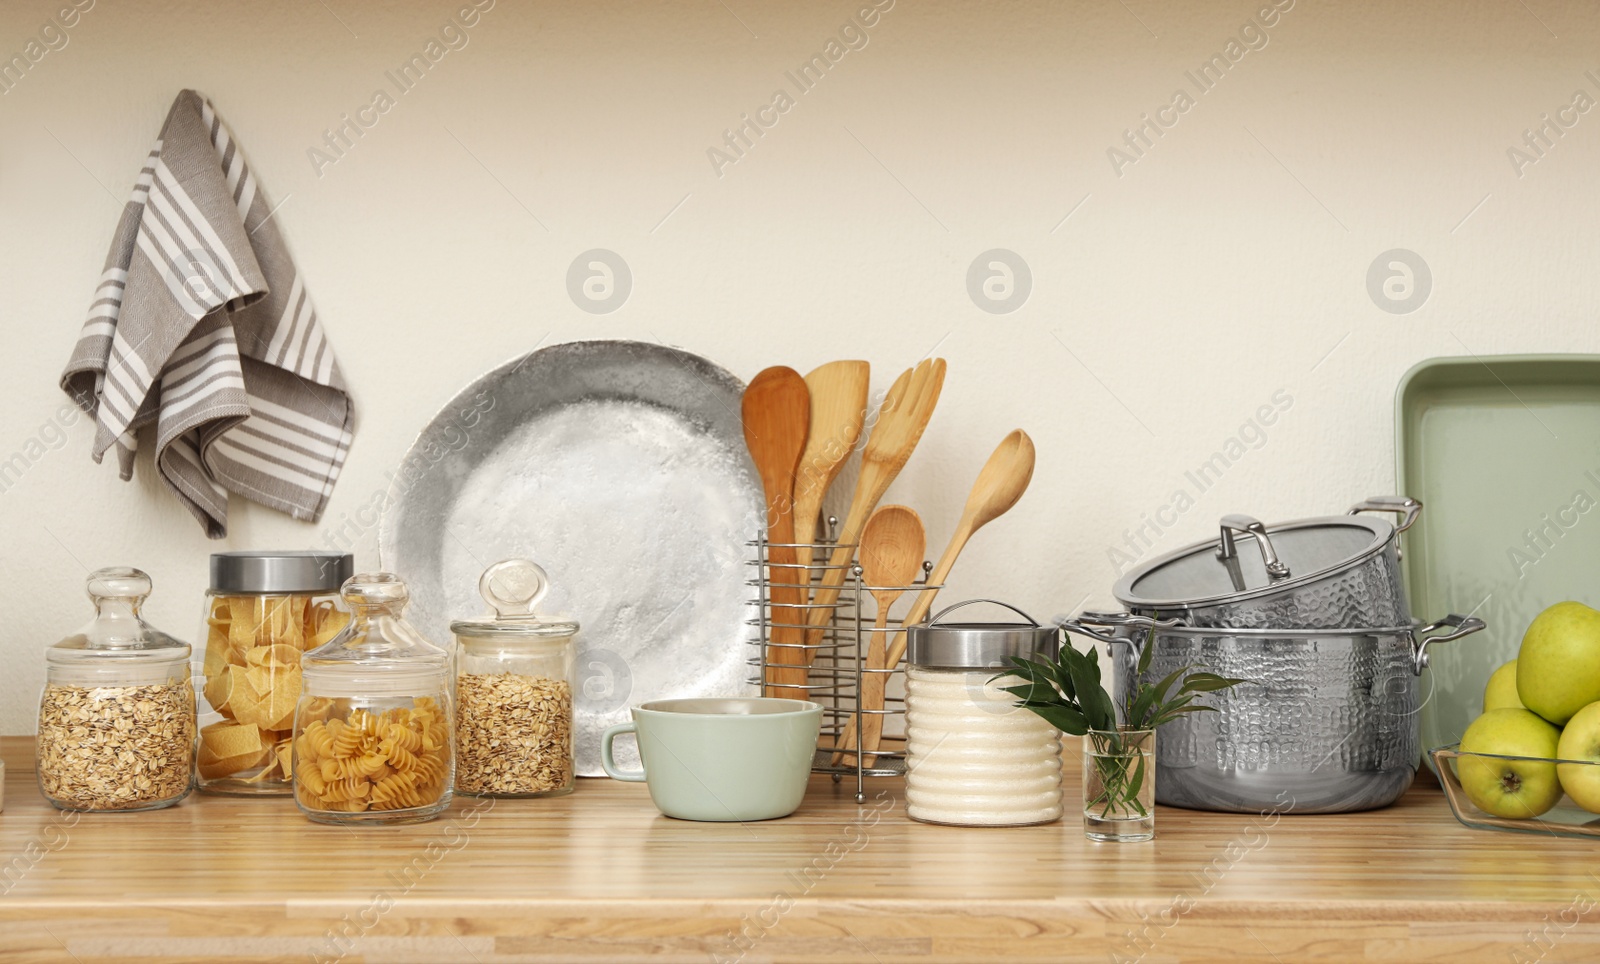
[2,0,1598,731]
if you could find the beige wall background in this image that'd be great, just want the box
[1,0,1597,732]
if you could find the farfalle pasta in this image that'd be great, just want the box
[198,590,351,790]
[293,699,451,814]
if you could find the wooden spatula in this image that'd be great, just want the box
[792,361,870,579]
[834,429,1037,758]
[741,366,811,700]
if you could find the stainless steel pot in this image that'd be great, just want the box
[1115,496,1422,629]
[1064,610,1485,814]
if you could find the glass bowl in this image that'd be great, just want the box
[1430,744,1600,840]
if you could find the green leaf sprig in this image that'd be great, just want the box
[993,619,1248,823]
[996,619,1247,735]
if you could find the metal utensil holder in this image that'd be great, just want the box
[746,521,941,803]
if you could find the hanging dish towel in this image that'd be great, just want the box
[61,89,352,538]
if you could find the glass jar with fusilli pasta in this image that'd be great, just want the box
[292,572,454,826]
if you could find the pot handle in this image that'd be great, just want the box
[1215,514,1292,584]
[1409,613,1486,674]
[1348,496,1423,534]
[1056,610,1182,654]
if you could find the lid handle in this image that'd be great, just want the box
[1348,496,1423,533]
[86,566,152,602]
[927,598,1041,628]
[1215,514,1291,584]
[341,571,411,611]
[479,559,549,619]
[83,566,154,649]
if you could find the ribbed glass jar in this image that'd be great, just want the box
[902,599,1063,827]
[904,666,1063,826]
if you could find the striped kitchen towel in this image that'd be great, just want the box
[60,89,352,538]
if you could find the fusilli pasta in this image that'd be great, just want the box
[294,700,451,815]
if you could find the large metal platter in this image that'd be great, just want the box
[379,340,762,775]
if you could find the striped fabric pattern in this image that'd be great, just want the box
[60,90,352,538]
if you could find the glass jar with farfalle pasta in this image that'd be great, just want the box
[196,552,352,795]
[292,572,454,826]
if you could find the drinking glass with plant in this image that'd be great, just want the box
[998,623,1246,841]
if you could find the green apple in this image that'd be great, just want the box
[1483,659,1523,711]
[1557,701,1600,813]
[1457,708,1563,819]
[1517,601,1600,725]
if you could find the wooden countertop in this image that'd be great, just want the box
[1,735,1597,963]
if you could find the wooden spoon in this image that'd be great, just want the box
[792,361,871,584]
[803,358,947,642]
[835,429,1037,757]
[832,504,924,766]
[741,366,811,700]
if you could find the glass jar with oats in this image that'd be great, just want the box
[451,559,578,798]
[293,572,454,826]
[39,568,196,812]
[196,551,352,795]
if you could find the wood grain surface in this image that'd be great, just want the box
[2,736,1598,963]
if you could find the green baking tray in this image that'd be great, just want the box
[1398,355,1600,769]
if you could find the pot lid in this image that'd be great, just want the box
[1114,499,1419,612]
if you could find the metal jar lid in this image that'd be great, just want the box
[1114,498,1421,611]
[905,599,1059,670]
[210,551,353,594]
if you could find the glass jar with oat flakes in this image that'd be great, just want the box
[196,551,352,795]
[39,568,195,812]
[451,559,578,798]
[293,571,455,826]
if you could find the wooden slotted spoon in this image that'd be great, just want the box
[741,366,811,700]
[831,504,924,767]
[803,358,947,643]
[834,429,1037,758]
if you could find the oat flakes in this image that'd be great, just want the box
[37,681,195,811]
[455,672,573,795]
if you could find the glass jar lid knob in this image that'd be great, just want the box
[86,566,152,649]
[50,566,187,658]
[341,571,411,612]
[480,559,549,619]
[450,558,578,639]
[87,566,152,604]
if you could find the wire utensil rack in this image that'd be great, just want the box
[746,521,940,803]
